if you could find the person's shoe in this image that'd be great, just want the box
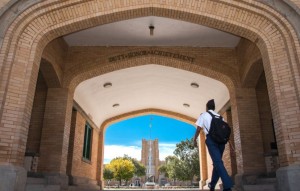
[208,183,214,191]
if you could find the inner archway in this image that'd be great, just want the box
[103,114,197,187]
[74,64,231,128]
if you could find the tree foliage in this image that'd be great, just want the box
[103,167,114,180]
[106,158,135,185]
[173,138,200,183]
[103,167,114,186]
[160,138,200,184]
[122,155,146,177]
[165,156,182,181]
[158,165,168,178]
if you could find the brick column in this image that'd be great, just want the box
[97,130,104,190]
[0,57,39,191]
[199,131,208,189]
[206,146,213,184]
[231,88,266,175]
[38,88,73,174]
[222,110,237,178]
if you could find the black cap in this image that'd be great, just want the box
[206,99,215,110]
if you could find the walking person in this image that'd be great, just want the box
[193,99,233,191]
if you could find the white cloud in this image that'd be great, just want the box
[104,143,177,164]
[104,145,141,164]
[159,143,176,161]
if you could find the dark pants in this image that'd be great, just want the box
[205,135,233,189]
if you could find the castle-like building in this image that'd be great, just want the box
[141,139,161,183]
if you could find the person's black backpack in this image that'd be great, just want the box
[206,111,231,144]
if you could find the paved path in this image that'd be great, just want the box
[102,189,224,191]
[102,188,236,191]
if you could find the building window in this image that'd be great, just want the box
[83,122,92,161]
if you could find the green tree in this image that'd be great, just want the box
[106,158,135,186]
[164,155,182,182]
[103,167,114,187]
[158,165,168,178]
[173,138,200,184]
[122,155,146,177]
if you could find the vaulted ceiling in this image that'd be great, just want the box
[64,16,240,127]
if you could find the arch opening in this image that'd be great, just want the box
[102,114,197,187]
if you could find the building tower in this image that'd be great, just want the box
[141,139,160,183]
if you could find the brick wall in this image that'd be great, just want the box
[38,88,74,173]
[26,72,47,154]
[67,109,99,181]
[231,87,267,174]
[26,36,67,153]
[64,47,238,89]
[67,109,77,176]
[41,37,68,87]
[256,72,275,154]
[235,37,276,170]
[222,110,237,178]
[237,39,263,88]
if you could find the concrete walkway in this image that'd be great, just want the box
[103,189,201,190]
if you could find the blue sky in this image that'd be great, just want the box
[104,114,196,164]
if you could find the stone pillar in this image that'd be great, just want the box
[0,164,27,191]
[38,88,73,189]
[231,88,266,186]
[277,165,300,191]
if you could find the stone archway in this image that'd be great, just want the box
[0,1,299,191]
[68,53,236,189]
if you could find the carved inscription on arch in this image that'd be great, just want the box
[108,50,195,63]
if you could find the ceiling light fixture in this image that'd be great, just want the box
[112,103,119,108]
[191,82,199,88]
[103,82,112,88]
[149,25,155,36]
[183,103,190,108]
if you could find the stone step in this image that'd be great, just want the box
[243,184,276,191]
[68,185,100,191]
[256,178,277,184]
[25,184,60,191]
[26,177,47,184]
[86,190,200,191]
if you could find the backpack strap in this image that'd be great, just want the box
[207,111,215,118]
[205,111,217,134]
[208,111,222,120]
